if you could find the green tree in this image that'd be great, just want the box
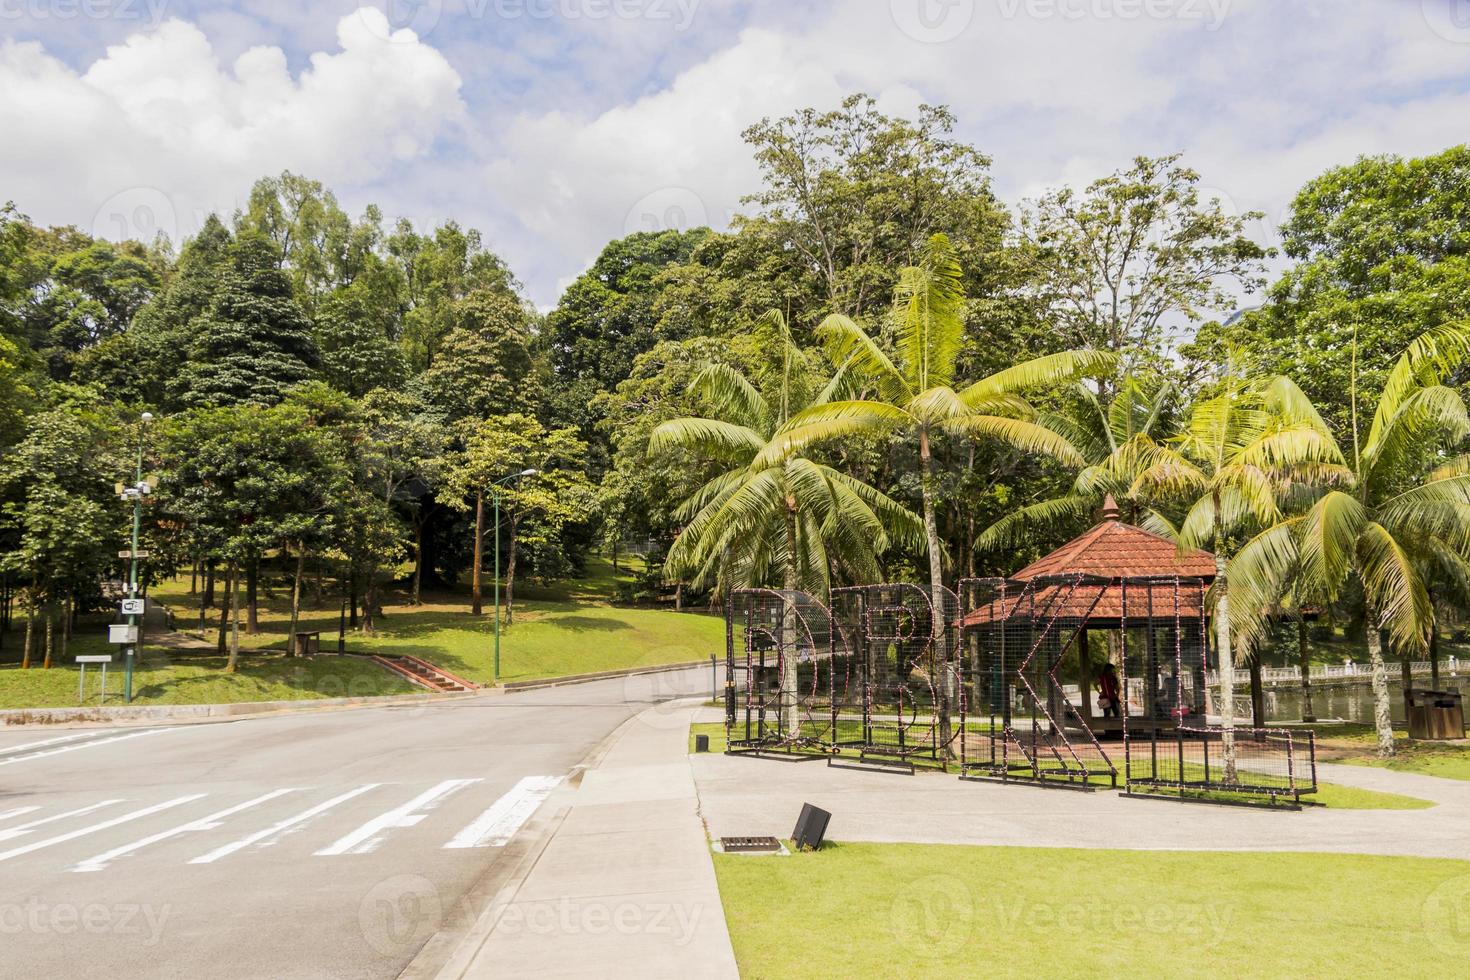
[650,311,923,597]
[445,413,594,622]
[1131,368,1345,778]
[774,235,1111,608]
[173,231,320,408]
[417,289,535,422]
[1019,154,1268,378]
[1229,325,1470,757]
[977,374,1182,553]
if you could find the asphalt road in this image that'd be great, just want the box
[0,666,712,979]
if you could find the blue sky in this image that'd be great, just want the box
[3,1,1469,306]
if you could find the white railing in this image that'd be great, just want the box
[1207,661,1462,686]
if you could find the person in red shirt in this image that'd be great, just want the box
[1097,662,1121,718]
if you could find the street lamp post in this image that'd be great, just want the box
[492,469,537,683]
[123,412,154,703]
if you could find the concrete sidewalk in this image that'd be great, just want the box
[438,699,738,980]
[692,711,1470,861]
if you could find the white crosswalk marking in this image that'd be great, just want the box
[0,800,126,843]
[0,795,206,864]
[0,728,177,768]
[72,789,298,873]
[316,779,480,856]
[0,806,42,823]
[0,732,102,756]
[444,776,562,849]
[190,784,382,865]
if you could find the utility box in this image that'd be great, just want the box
[108,624,139,645]
[1406,689,1466,740]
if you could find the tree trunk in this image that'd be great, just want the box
[1249,655,1265,728]
[1297,612,1315,723]
[504,516,520,626]
[472,490,484,616]
[349,574,359,629]
[1398,632,1413,698]
[313,559,324,609]
[362,574,378,636]
[216,565,233,654]
[412,518,424,606]
[1365,621,1395,757]
[21,598,33,670]
[1430,617,1441,689]
[780,498,800,737]
[919,426,955,758]
[246,560,259,635]
[43,603,53,670]
[203,564,215,609]
[288,547,304,656]
[59,596,70,665]
[1213,548,1238,783]
[190,560,198,595]
[227,563,241,673]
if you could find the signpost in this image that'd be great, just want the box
[117,412,153,703]
[77,654,114,704]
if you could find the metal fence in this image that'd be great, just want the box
[1123,726,1318,805]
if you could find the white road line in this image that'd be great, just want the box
[443,776,562,850]
[315,779,480,856]
[0,728,177,768]
[0,732,103,757]
[0,795,207,864]
[72,789,298,873]
[0,807,42,823]
[0,800,126,843]
[190,784,382,865]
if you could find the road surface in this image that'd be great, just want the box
[0,667,710,979]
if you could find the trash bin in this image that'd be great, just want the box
[292,630,321,657]
[1406,689,1465,740]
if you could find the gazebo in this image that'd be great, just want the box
[957,497,1216,788]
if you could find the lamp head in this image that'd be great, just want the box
[519,468,538,477]
[141,412,154,424]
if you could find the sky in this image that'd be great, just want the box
[2,0,1468,307]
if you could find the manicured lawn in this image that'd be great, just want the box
[1303,722,1470,781]
[688,722,1431,809]
[0,556,725,709]
[0,648,414,709]
[714,843,1470,978]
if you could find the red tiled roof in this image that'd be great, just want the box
[1010,515,1216,582]
[962,498,1215,626]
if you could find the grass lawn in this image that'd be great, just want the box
[714,842,1470,978]
[688,722,1432,809]
[1301,722,1470,782]
[0,556,723,709]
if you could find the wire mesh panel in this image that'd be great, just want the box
[958,575,1117,787]
[829,584,958,764]
[725,588,847,753]
[1117,576,1316,803]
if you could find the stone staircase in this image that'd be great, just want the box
[369,654,481,693]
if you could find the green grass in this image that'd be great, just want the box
[689,722,1431,808]
[1298,722,1470,782]
[0,556,723,709]
[715,843,1470,979]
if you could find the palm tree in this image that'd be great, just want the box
[1229,325,1470,758]
[649,312,924,730]
[977,374,1181,553]
[651,311,923,595]
[767,234,1113,620]
[1131,368,1345,780]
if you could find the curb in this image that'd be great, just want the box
[503,658,713,691]
[0,689,486,728]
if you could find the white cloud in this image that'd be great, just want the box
[0,8,464,244]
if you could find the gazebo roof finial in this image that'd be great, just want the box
[1100,494,1120,522]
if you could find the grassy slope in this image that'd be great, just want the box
[0,556,723,707]
[1307,723,1470,781]
[687,722,1431,809]
[715,843,1470,979]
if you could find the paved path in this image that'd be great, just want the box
[692,724,1470,861]
[0,666,708,979]
[439,700,738,980]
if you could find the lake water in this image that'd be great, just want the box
[1246,675,1468,725]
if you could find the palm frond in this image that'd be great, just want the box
[1299,491,1365,602]
[814,314,910,405]
[942,415,1087,467]
[1358,520,1433,655]
[957,350,1117,405]
[648,417,764,461]
[688,363,767,430]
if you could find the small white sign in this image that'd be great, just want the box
[120,598,145,616]
[108,624,139,645]
[76,655,113,664]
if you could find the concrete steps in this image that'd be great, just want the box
[370,655,481,693]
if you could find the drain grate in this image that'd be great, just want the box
[720,836,781,853]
